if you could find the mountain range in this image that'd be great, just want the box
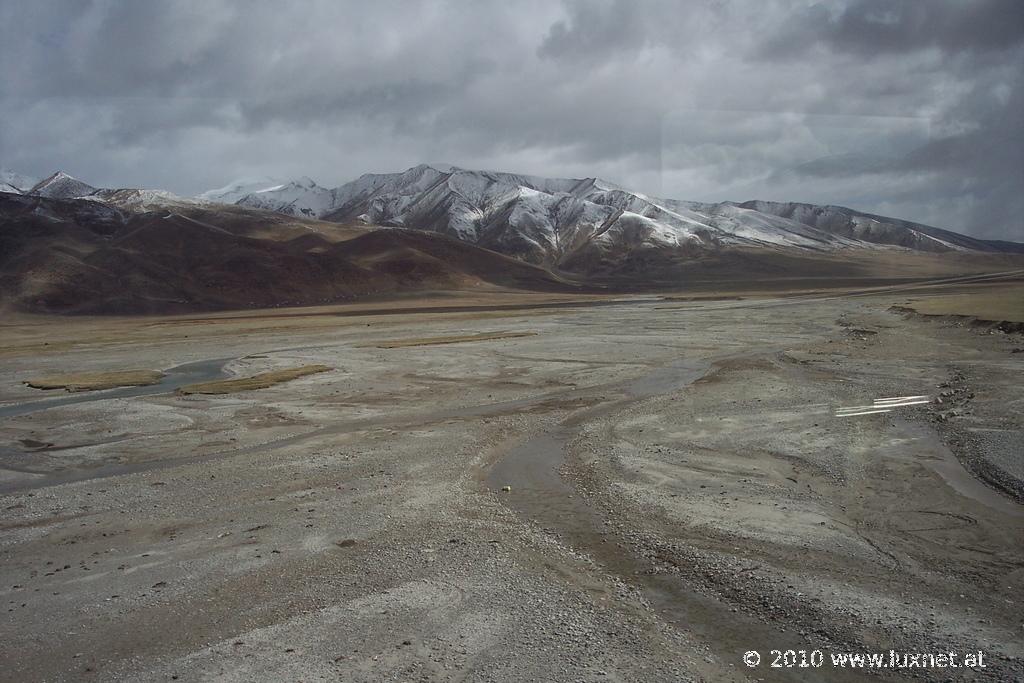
[189,164,1024,266]
[1,164,1021,313]
[0,189,568,314]
[1,169,40,195]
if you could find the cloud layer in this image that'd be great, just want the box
[1,0,1021,239]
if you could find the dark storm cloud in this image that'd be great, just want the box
[758,0,1024,58]
[0,0,1021,239]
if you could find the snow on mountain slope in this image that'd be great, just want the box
[234,177,336,218]
[735,201,1021,253]
[686,201,872,250]
[197,177,286,204]
[8,169,205,212]
[1,169,39,194]
[91,188,205,211]
[312,165,696,262]
[319,164,884,264]
[199,176,337,218]
[27,171,97,199]
[199,164,1022,265]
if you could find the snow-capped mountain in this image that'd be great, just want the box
[235,177,335,218]
[89,188,204,211]
[734,201,1007,253]
[1,169,39,194]
[27,171,98,199]
[333,165,1024,263]
[0,169,202,211]
[198,164,1021,265]
[197,177,286,204]
[4,163,1022,314]
[9,164,1019,272]
[320,165,711,263]
[198,176,334,217]
[0,189,566,315]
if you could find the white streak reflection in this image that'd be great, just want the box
[835,395,932,418]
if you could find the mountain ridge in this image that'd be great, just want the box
[4,165,1022,273]
[0,168,39,194]
[0,191,572,314]
[733,200,1009,253]
[312,165,1024,264]
[27,171,98,199]
[178,164,1024,265]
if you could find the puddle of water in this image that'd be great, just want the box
[887,419,1023,518]
[621,359,709,398]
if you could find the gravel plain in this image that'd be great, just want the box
[0,287,1021,682]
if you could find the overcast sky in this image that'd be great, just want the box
[1,0,1022,239]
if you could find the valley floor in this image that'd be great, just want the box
[0,280,1021,682]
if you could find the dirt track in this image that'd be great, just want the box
[0,283,1021,682]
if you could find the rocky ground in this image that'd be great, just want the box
[0,287,1020,682]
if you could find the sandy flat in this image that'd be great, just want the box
[23,369,165,392]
